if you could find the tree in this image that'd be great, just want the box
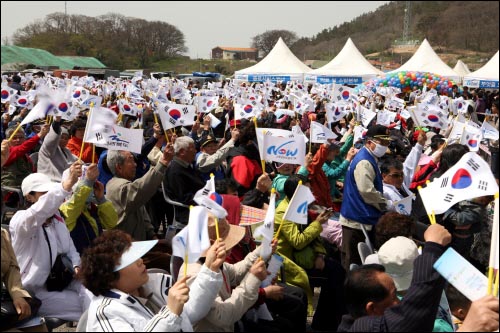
[11,12,187,69]
[251,30,298,56]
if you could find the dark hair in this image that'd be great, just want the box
[344,264,388,319]
[78,230,132,296]
[215,178,238,194]
[284,174,309,200]
[69,118,87,136]
[12,75,21,84]
[430,134,445,151]
[379,157,403,175]
[431,144,469,179]
[375,212,416,249]
[237,121,256,145]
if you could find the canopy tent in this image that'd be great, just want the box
[390,39,460,81]
[453,60,470,83]
[305,38,383,85]
[234,37,311,82]
[463,51,499,89]
[453,60,471,76]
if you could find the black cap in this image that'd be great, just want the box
[200,136,218,148]
[365,125,390,140]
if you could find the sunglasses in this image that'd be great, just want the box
[387,173,404,178]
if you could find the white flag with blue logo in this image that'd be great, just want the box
[282,184,316,225]
[310,121,337,143]
[419,152,499,215]
[104,125,143,154]
[481,120,499,140]
[172,206,210,263]
[393,194,415,216]
[254,190,276,259]
[263,133,305,166]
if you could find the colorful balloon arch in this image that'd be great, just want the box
[359,71,459,95]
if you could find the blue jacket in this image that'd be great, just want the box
[340,147,383,226]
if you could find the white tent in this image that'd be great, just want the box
[463,51,499,89]
[305,38,383,84]
[453,60,471,76]
[390,39,460,81]
[234,37,311,82]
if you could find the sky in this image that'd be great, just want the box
[1,1,389,59]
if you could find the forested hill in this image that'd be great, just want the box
[291,1,499,60]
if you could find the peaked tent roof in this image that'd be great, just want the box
[463,51,499,88]
[235,38,311,79]
[453,60,471,76]
[464,51,499,80]
[390,39,459,79]
[309,38,383,77]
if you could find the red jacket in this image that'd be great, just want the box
[308,144,333,209]
[4,134,40,167]
[66,136,94,163]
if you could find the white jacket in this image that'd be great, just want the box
[9,183,81,292]
[86,266,222,332]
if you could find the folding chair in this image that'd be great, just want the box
[1,186,25,225]
[357,241,374,264]
[359,224,374,253]
[161,182,188,230]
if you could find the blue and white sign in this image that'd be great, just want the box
[463,78,499,89]
[235,74,304,82]
[305,75,362,85]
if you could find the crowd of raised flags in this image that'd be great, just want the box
[2,69,499,304]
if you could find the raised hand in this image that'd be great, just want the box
[63,160,83,192]
[250,258,269,281]
[205,240,227,273]
[167,275,190,316]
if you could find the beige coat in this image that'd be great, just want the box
[181,247,262,332]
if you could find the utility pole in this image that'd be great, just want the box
[403,1,411,42]
[65,1,67,15]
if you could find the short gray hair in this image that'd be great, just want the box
[174,136,194,154]
[5,127,25,138]
[106,150,126,176]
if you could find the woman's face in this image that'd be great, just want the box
[113,258,149,294]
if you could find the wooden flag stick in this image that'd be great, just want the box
[214,217,220,242]
[487,192,499,295]
[7,123,23,142]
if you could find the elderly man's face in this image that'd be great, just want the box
[117,151,137,181]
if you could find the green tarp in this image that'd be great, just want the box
[57,56,106,69]
[1,45,105,69]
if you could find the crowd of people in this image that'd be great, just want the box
[1,71,499,332]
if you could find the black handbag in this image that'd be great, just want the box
[42,226,74,292]
[1,285,42,331]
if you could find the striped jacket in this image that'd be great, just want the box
[86,266,222,332]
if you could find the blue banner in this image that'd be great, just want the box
[463,78,499,89]
[315,76,363,84]
[247,75,292,82]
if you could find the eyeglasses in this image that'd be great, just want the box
[387,173,404,178]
